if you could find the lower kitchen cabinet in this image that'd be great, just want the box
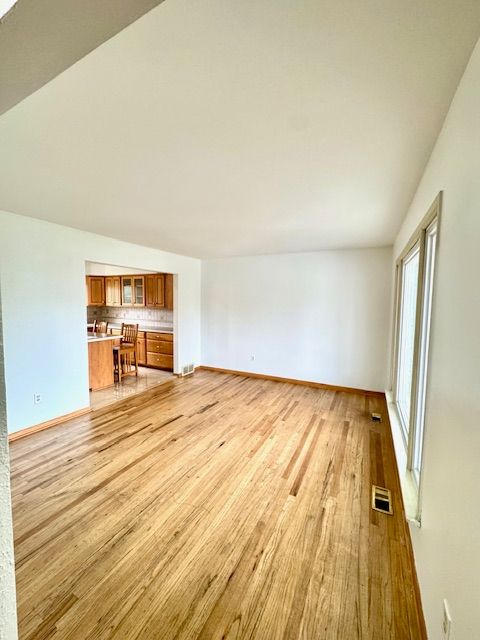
[95,327,172,371]
[136,332,146,365]
[146,332,173,370]
[146,339,173,355]
[146,353,173,369]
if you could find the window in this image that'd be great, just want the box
[396,242,420,441]
[412,218,438,483]
[393,195,440,499]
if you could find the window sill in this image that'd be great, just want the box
[385,390,421,527]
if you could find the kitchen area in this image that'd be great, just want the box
[86,262,175,409]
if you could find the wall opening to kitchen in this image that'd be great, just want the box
[85,261,176,411]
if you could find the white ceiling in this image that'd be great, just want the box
[0,0,165,115]
[0,0,479,258]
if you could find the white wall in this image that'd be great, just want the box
[202,249,392,392]
[0,285,18,640]
[0,211,201,433]
[85,262,151,275]
[391,39,480,640]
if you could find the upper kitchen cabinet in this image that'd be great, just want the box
[165,274,174,310]
[86,273,170,308]
[145,274,165,308]
[105,276,121,306]
[86,276,105,306]
[133,276,145,306]
[121,275,145,306]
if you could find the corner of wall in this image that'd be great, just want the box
[0,284,18,640]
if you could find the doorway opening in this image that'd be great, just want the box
[85,261,176,411]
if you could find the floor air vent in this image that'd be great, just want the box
[181,363,195,377]
[371,485,393,515]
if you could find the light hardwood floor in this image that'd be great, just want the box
[89,365,173,411]
[10,370,424,639]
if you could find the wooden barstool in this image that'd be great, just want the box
[113,323,138,382]
[93,320,109,334]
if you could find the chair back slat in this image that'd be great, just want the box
[121,323,138,344]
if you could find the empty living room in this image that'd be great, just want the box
[1,1,480,638]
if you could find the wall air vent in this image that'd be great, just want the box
[181,363,195,377]
[371,485,393,515]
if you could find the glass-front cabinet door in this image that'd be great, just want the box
[121,275,145,306]
[121,277,133,305]
[122,276,145,307]
[133,276,145,306]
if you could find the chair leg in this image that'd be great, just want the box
[118,353,122,383]
[135,348,138,376]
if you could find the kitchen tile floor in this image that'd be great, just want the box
[89,366,173,410]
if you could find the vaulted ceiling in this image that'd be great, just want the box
[0,0,479,258]
[0,0,165,115]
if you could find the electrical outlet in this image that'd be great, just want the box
[33,393,42,404]
[442,599,452,639]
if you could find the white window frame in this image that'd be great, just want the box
[396,240,421,444]
[391,193,441,520]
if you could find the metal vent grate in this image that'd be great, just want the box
[371,485,393,515]
[181,363,195,377]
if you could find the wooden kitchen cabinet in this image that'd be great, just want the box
[147,332,173,342]
[137,332,146,365]
[146,339,173,355]
[165,274,174,310]
[146,332,173,370]
[145,274,165,307]
[121,276,145,306]
[146,353,173,369]
[87,273,171,309]
[105,276,121,306]
[86,276,105,306]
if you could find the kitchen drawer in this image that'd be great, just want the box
[146,332,173,342]
[146,340,173,355]
[146,353,173,369]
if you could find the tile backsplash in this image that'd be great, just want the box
[88,306,173,330]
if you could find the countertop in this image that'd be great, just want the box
[87,323,174,334]
[87,333,121,343]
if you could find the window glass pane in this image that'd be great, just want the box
[397,243,420,439]
[412,221,437,481]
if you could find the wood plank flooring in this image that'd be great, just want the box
[10,370,424,639]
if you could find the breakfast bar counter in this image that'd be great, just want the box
[87,333,119,391]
